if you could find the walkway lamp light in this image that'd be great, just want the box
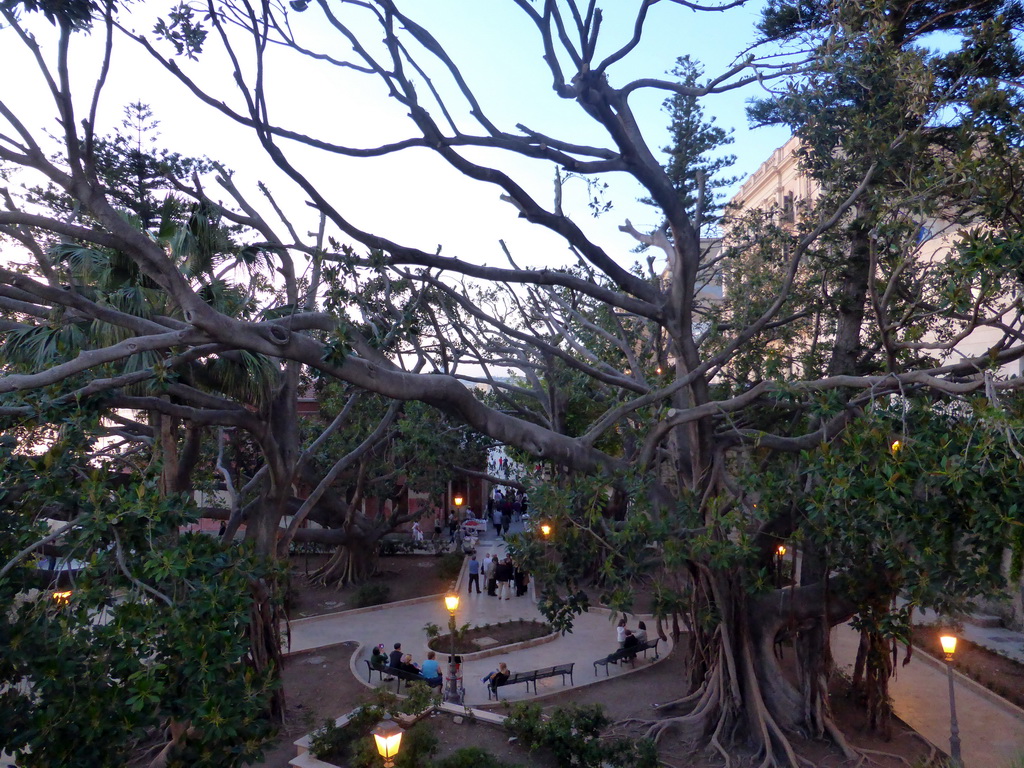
[372,714,403,768]
[775,545,787,587]
[453,495,464,508]
[540,523,552,538]
[939,633,963,767]
[444,589,462,704]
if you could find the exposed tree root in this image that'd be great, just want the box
[856,747,912,767]
[310,543,376,588]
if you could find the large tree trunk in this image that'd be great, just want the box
[311,537,380,588]
[630,572,858,768]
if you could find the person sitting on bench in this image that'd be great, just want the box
[396,654,421,676]
[371,643,395,681]
[481,662,510,692]
[618,630,640,661]
[635,621,648,644]
[419,650,443,688]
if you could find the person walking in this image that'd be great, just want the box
[487,555,499,596]
[467,554,482,593]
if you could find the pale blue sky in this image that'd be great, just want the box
[1,1,792,273]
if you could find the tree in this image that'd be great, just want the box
[0,412,278,768]
[2,1,1024,765]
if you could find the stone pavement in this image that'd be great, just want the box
[831,621,1024,768]
[287,522,1024,765]
[287,524,673,707]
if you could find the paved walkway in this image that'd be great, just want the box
[287,525,1024,765]
[830,621,1024,768]
[288,527,672,706]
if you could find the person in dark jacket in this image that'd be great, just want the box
[495,557,514,600]
[621,630,640,660]
[389,642,404,668]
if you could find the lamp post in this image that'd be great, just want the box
[940,634,963,767]
[372,714,403,768]
[775,544,787,588]
[444,589,462,704]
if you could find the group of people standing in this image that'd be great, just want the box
[467,553,529,598]
[487,490,527,538]
[370,642,443,688]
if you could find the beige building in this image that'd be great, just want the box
[723,137,1020,378]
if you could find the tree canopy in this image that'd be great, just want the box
[2,1,1024,765]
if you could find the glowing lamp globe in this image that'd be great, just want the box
[372,716,403,767]
[777,545,787,557]
[444,590,460,614]
[453,495,464,507]
[940,635,957,658]
[540,523,552,537]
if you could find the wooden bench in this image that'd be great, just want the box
[486,663,575,700]
[364,660,440,691]
[593,638,660,676]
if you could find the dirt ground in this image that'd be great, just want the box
[287,553,452,618]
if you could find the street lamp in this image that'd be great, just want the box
[372,714,403,768]
[540,522,552,538]
[775,544,787,587]
[939,634,963,767]
[453,495,464,508]
[444,589,462,704]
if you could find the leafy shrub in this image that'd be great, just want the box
[350,721,438,768]
[309,705,384,762]
[401,681,441,715]
[437,552,464,581]
[308,718,348,761]
[434,746,521,768]
[506,703,657,768]
[354,583,391,607]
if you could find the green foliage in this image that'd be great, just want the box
[354,583,391,608]
[0,437,279,767]
[505,703,657,768]
[309,717,355,761]
[349,720,438,768]
[437,553,464,581]
[311,686,439,766]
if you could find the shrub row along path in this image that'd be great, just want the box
[286,523,1024,767]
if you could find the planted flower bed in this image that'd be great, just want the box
[425,619,553,655]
